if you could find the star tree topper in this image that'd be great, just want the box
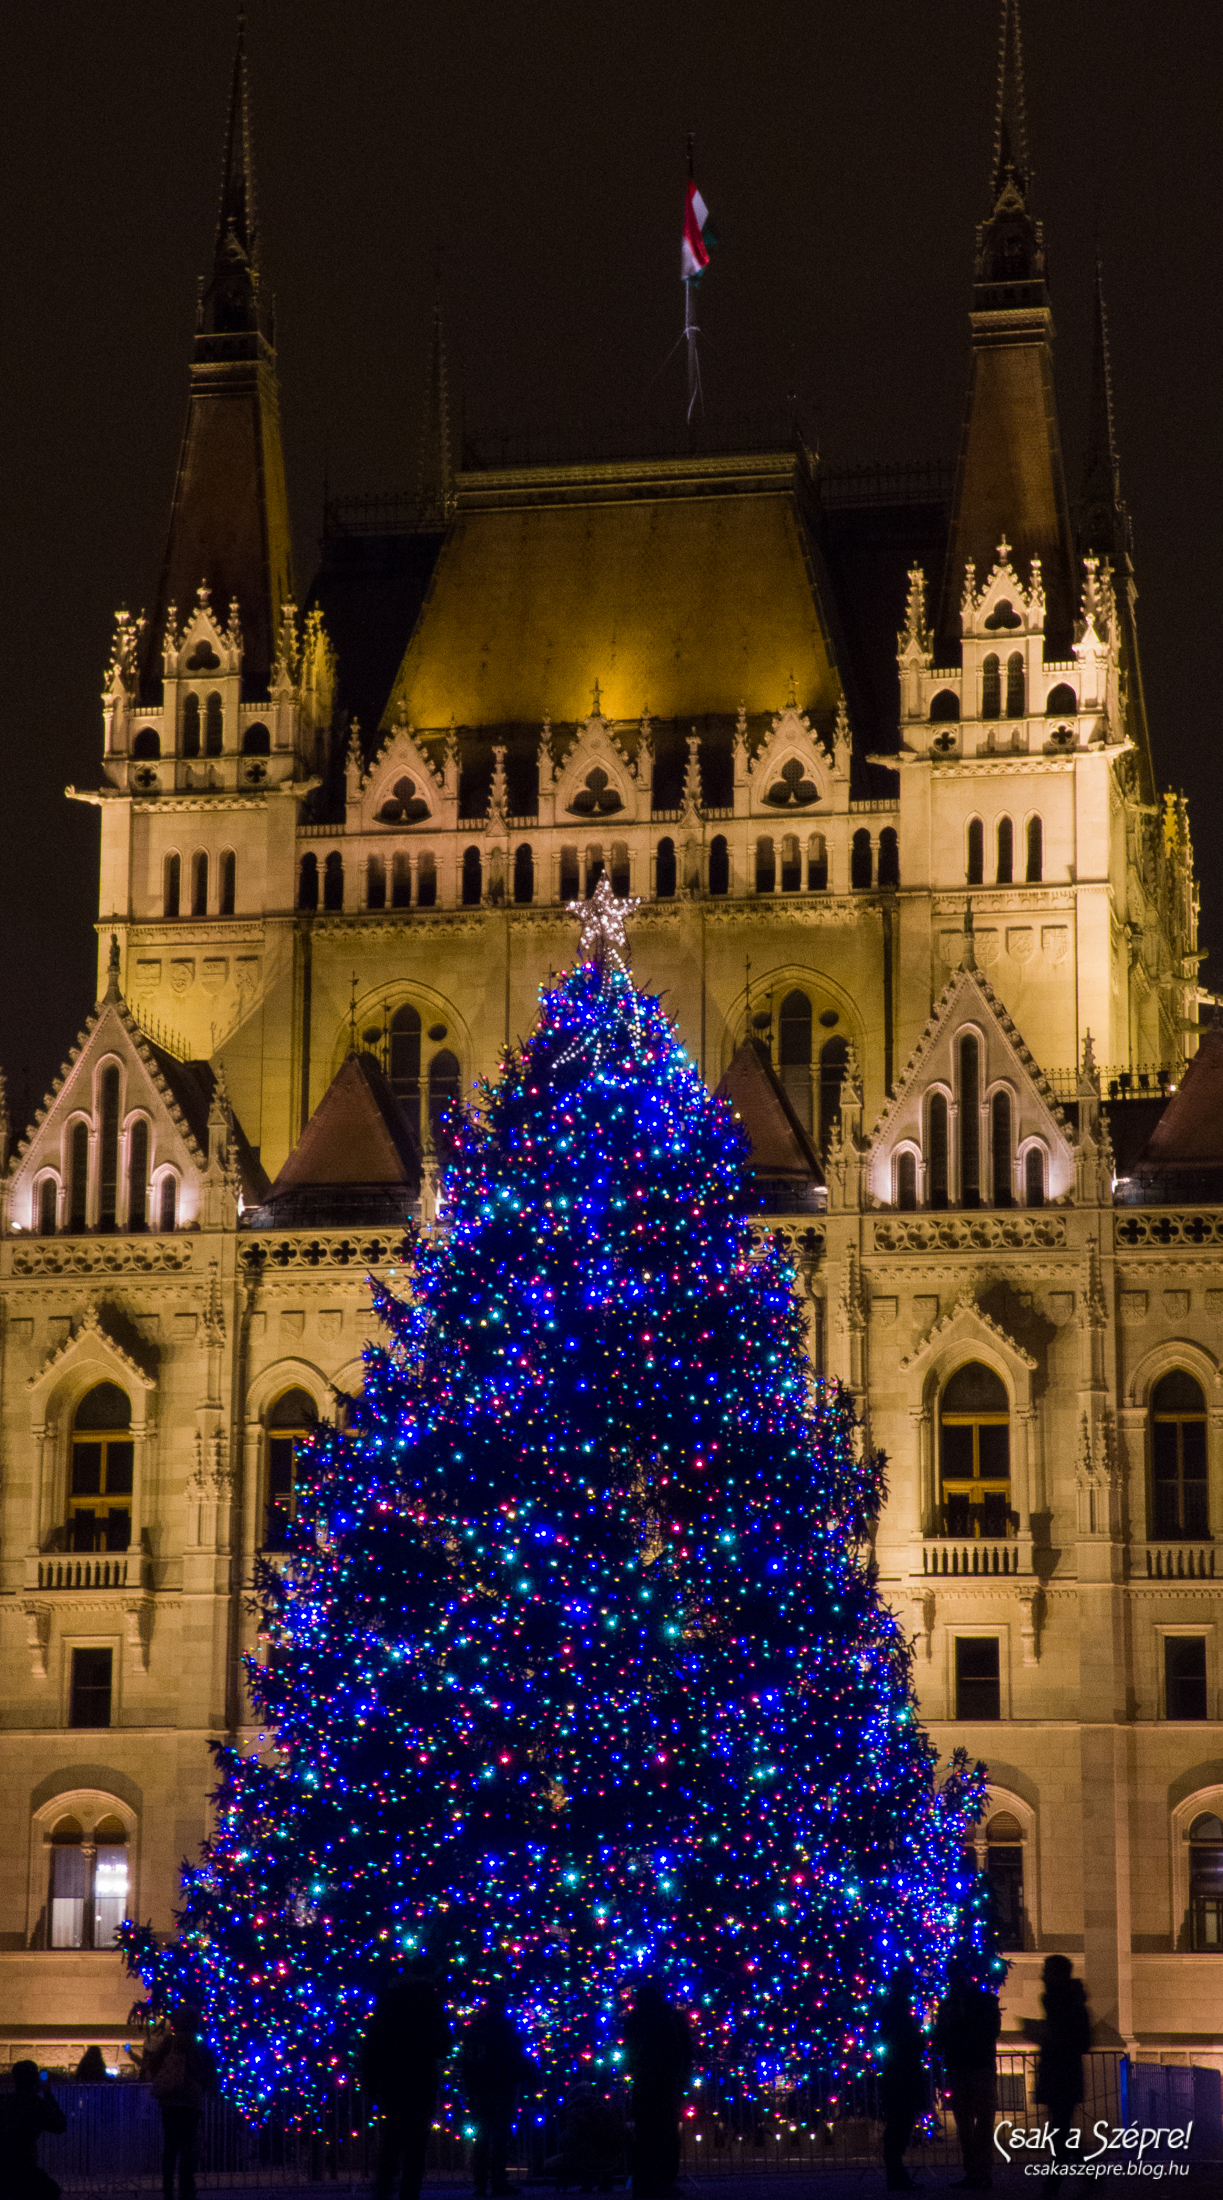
[567,872,640,979]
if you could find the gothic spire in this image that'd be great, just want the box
[201,6,261,341]
[991,0,1029,204]
[146,12,294,698]
[1079,249,1127,563]
[934,0,1076,662]
[415,283,454,527]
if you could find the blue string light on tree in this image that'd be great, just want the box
[121,883,996,2125]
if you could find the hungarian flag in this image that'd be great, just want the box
[682,179,715,281]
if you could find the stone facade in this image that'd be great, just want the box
[2,10,1221,2082]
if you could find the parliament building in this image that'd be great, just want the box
[4,5,1223,2079]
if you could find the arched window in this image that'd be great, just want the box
[48,1813,130,1950]
[219,849,236,915]
[966,817,984,885]
[754,836,775,894]
[416,852,437,908]
[940,1361,1011,1538]
[390,1004,422,1143]
[98,1064,121,1231]
[1024,1145,1045,1207]
[1189,1814,1223,1949]
[38,1177,58,1235]
[981,654,1001,719]
[367,855,387,910]
[242,721,270,755]
[778,990,813,1132]
[560,845,581,900]
[461,847,482,905]
[896,1150,917,1210]
[807,833,828,891]
[851,829,873,889]
[991,1090,1013,1207]
[182,693,201,758]
[1005,651,1025,717]
[69,1120,89,1231]
[780,834,802,893]
[513,844,534,904]
[204,692,223,756]
[70,1383,133,1553]
[927,1091,949,1209]
[132,726,160,760]
[985,1812,1025,1949]
[1046,682,1077,716]
[584,845,605,897]
[159,1174,178,1231]
[610,842,630,897]
[128,1119,149,1230]
[266,1388,315,1550]
[819,1035,849,1157]
[959,1033,980,1207]
[930,688,960,722]
[392,853,412,909]
[704,834,728,896]
[428,1050,461,1145]
[877,826,900,888]
[164,853,181,919]
[191,851,208,917]
[298,853,318,911]
[1151,1371,1208,1539]
[1026,816,1043,882]
[996,816,1013,884]
[323,851,344,910]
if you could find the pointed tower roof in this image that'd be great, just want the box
[145,14,294,698]
[716,1040,824,1205]
[935,0,1077,661]
[257,1053,420,1227]
[1079,251,1127,565]
[415,290,454,527]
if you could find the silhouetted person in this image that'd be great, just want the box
[144,2009,217,2200]
[543,2081,627,2191]
[458,1994,531,2196]
[934,1958,1000,2190]
[0,2061,67,2200]
[621,1980,692,2199]
[876,1962,927,2193]
[1035,1956,1091,2162]
[74,2048,108,2083]
[363,1956,451,2200]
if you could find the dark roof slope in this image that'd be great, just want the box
[1144,1026,1223,1165]
[717,1040,824,1211]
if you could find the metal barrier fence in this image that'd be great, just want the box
[31,2054,1126,2190]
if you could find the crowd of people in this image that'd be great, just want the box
[0,1956,1095,2200]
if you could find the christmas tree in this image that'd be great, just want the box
[122,881,989,2122]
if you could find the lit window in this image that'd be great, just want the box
[1189,1813,1223,1949]
[266,1389,316,1549]
[1151,1372,1208,1538]
[50,1813,131,1947]
[985,1812,1024,1947]
[940,1362,1010,1538]
[70,1386,132,1553]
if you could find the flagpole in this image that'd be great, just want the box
[684,133,700,433]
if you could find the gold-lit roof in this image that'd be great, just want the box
[382,454,842,729]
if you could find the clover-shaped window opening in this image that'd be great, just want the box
[568,766,623,817]
[186,639,220,671]
[983,598,1022,632]
[379,776,430,825]
[764,757,819,808]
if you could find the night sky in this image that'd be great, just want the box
[2,0,1219,1127]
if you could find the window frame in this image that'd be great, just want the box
[1150,1373,1210,1541]
[939,1361,1012,1539]
[68,1385,134,1556]
[1158,1625,1214,1723]
[1172,1786,1223,1954]
[951,1629,1007,1720]
[263,1388,320,1551]
[30,1789,138,1953]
